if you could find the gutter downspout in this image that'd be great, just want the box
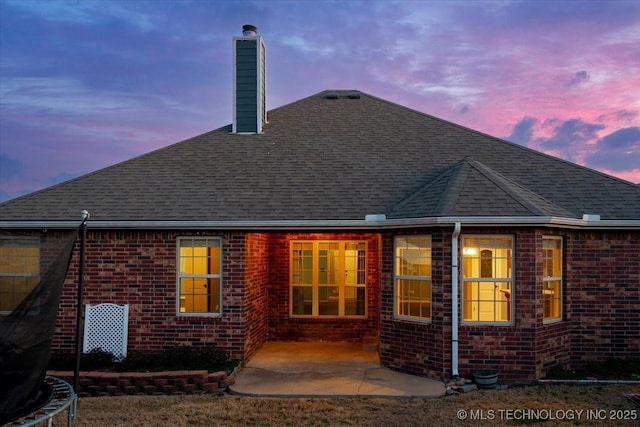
[451,222,461,378]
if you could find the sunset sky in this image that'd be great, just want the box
[1,0,639,202]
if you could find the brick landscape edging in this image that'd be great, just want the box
[46,370,235,398]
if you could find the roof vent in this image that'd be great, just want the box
[242,24,257,36]
[325,92,339,99]
[347,92,361,99]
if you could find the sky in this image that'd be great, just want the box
[1,0,639,202]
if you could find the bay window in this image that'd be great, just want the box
[543,236,562,322]
[462,236,513,324]
[394,236,432,321]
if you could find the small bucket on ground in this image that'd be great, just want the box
[472,370,499,389]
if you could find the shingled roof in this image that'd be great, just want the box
[1,90,639,225]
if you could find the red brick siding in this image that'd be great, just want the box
[266,233,380,342]
[53,231,247,360]
[454,229,539,384]
[379,229,449,381]
[535,230,571,378]
[380,227,639,383]
[52,230,382,360]
[381,228,543,383]
[42,226,639,383]
[38,230,77,275]
[565,230,640,368]
[243,233,269,360]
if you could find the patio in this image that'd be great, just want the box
[229,341,446,398]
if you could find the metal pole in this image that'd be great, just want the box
[73,210,89,393]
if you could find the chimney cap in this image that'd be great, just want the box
[242,25,257,36]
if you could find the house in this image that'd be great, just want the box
[1,25,639,384]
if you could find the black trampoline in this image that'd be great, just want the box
[1,222,83,426]
[4,376,76,426]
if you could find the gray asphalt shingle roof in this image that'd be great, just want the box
[388,158,575,218]
[1,90,639,222]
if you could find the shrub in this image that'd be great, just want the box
[119,344,230,372]
[584,358,640,380]
[82,348,116,370]
[545,359,640,380]
[48,344,232,373]
[48,348,115,371]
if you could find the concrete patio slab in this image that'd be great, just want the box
[229,342,446,398]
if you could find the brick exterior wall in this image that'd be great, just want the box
[535,229,640,378]
[243,233,269,360]
[266,232,381,343]
[380,227,640,384]
[453,228,539,384]
[565,230,640,367]
[535,229,572,379]
[53,231,248,360]
[51,230,381,361]
[38,230,78,274]
[379,229,450,381]
[40,226,638,384]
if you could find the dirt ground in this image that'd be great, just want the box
[51,383,640,426]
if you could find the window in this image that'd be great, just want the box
[462,236,513,324]
[394,236,432,321]
[0,237,40,312]
[177,238,222,315]
[290,241,366,317]
[543,237,562,322]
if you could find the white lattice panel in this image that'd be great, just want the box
[83,303,129,361]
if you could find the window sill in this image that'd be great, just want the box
[461,321,514,326]
[289,315,367,320]
[393,315,432,325]
[177,312,223,318]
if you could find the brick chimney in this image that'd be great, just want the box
[232,24,267,134]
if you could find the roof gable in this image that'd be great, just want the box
[389,158,574,218]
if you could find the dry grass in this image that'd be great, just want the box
[53,384,640,426]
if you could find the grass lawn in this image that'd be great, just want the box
[53,384,639,426]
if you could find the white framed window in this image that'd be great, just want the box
[0,236,40,312]
[290,241,366,317]
[394,236,432,322]
[177,237,222,316]
[542,236,562,323]
[462,236,514,324]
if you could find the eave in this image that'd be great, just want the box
[2,216,639,231]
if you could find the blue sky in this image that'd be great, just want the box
[1,0,639,202]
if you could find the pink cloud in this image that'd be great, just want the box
[2,0,639,200]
